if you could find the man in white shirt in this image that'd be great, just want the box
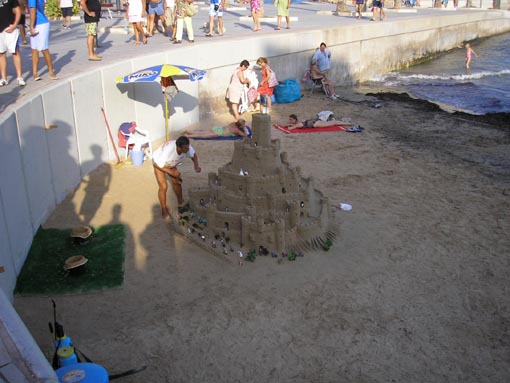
[152,136,201,219]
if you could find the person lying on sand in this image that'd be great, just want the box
[287,114,353,130]
[185,119,249,138]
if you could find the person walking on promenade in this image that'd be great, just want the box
[147,0,167,37]
[206,0,225,36]
[226,59,251,121]
[465,43,478,69]
[60,0,73,29]
[165,0,176,39]
[128,0,147,45]
[152,136,201,220]
[17,0,28,44]
[28,0,58,80]
[250,0,262,31]
[371,0,385,21]
[174,0,195,43]
[274,0,290,30]
[355,0,364,19]
[0,0,25,86]
[80,0,102,60]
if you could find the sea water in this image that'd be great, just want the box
[368,33,510,115]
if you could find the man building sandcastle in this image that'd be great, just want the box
[152,136,201,219]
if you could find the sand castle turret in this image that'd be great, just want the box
[177,113,336,258]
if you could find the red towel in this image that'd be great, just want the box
[273,124,349,134]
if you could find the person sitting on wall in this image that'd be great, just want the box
[152,136,201,219]
[286,114,352,130]
[185,119,251,138]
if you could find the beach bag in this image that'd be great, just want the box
[185,2,197,16]
[317,110,335,121]
[268,70,279,88]
[274,79,301,104]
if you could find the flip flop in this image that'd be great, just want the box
[274,27,280,30]
[49,75,59,80]
[34,76,42,81]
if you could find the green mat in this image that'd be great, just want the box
[15,224,126,296]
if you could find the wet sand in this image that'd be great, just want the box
[14,88,510,382]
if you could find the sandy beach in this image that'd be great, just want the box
[13,87,510,382]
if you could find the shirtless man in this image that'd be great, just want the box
[287,114,352,130]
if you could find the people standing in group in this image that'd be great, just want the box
[256,57,274,113]
[465,43,478,70]
[174,0,195,43]
[226,59,251,121]
[60,0,73,29]
[250,0,262,31]
[0,0,25,86]
[152,136,201,220]
[80,0,102,60]
[371,0,385,21]
[28,0,58,80]
[128,0,148,45]
[355,0,364,19]
[165,0,177,39]
[147,0,167,37]
[206,0,225,37]
[274,0,290,30]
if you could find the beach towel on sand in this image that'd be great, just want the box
[273,124,350,134]
[191,127,252,140]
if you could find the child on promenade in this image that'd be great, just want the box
[465,43,478,69]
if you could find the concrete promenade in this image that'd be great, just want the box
[0,0,508,112]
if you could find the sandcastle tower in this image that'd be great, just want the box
[178,113,336,257]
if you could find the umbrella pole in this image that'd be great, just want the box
[165,97,169,141]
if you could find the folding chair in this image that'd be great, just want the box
[310,77,330,97]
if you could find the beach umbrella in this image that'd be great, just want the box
[115,64,206,139]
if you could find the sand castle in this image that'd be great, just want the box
[175,113,336,260]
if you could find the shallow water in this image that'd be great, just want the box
[367,33,510,115]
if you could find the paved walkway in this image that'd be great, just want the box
[0,0,494,113]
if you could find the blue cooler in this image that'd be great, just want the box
[56,362,109,383]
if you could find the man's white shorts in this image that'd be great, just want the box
[30,22,50,51]
[0,29,20,54]
[209,4,223,17]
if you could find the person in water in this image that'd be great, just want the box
[465,43,478,69]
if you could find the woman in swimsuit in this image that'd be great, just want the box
[465,43,478,69]
[287,114,352,130]
[185,119,249,138]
